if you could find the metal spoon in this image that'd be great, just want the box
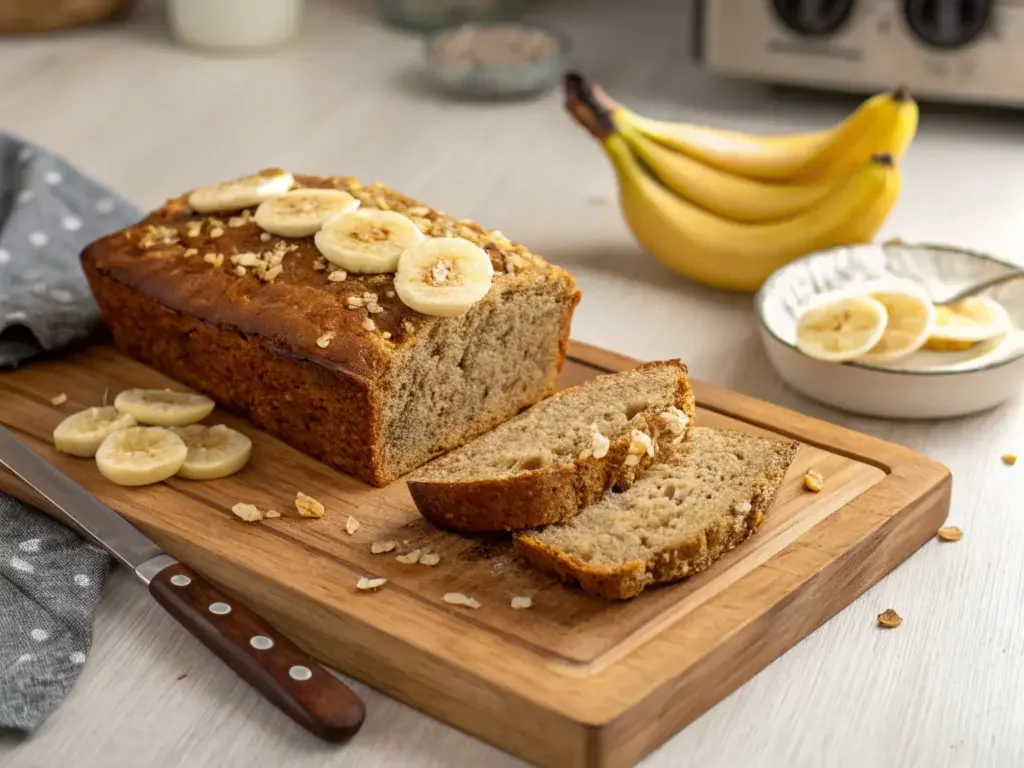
[936,270,1024,306]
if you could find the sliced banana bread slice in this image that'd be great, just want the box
[407,360,695,532]
[515,426,799,600]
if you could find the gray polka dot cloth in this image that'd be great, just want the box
[0,132,142,730]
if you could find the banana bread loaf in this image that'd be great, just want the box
[81,170,580,486]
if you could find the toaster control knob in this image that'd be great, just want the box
[903,0,992,48]
[771,0,856,36]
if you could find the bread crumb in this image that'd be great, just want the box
[510,596,532,610]
[403,320,415,333]
[209,226,224,238]
[937,525,962,542]
[1002,454,1017,466]
[803,470,824,493]
[328,269,347,282]
[347,296,364,309]
[203,252,224,268]
[183,248,198,258]
[260,232,272,242]
[295,491,325,519]
[264,510,281,519]
[263,264,283,282]
[396,549,422,564]
[371,540,398,554]
[733,501,752,514]
[877,609,901,628]
[443,592,480,609]
[363,318,376,332]
[385,290,396,298]
[233,265,246,277]
[316,331,336,348]
[345,516,360,535]
[382,331,392,340]
[356,576,387,591]
[50,393,67,406]
[419,552,440,566]
[231,503,264,522]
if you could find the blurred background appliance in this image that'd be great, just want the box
[696,1,1023,107]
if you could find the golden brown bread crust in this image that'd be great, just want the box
[408,361,696,532]
[81,171,580,486]
[514,436,800,600]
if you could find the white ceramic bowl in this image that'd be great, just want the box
[756,242,1024,419]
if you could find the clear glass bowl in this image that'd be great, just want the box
[377,0,524,32]
[424,22,570,100]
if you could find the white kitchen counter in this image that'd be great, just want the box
[1,1,1022,766]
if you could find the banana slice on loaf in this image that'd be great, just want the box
[255,188,360,237]
[407,360,695,532]
[315,209,426,273]
[188,170,294,214]
[515,426,799,600]
[394,237,494,317]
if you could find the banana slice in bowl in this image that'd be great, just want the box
[188,170,294,214]
[95,427,188,487]
[53,406,138,458]
[114,389,215,427]
[856,281,936,364]
[794,292,888,363]
[255,188,360,238]
[394,237,495,317]
[924,296,1012,350]
[172,424,253,480]
[315,209,426,273]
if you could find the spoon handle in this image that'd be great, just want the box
[939,270,1024,306]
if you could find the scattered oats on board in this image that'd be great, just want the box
[345,516,360,535]
[50,393,67,406]
[937,526,962,542]
[371,540,397,554]
[356,577,387,591]
[510,596,533,610]
[803,469,824,493]
[877,609,902,629]
[1002,453,1017,466]
[396,549,422,564]
[443,592,481,609]
[231,503,264,522]
[419,552,440,566]
[295,491,325,518]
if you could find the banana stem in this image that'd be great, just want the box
[564,72,616,141]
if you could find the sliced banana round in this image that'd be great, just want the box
[923,296,1012,350]
[314,209,426,274]
[254,188,360,238]
[95,427,188,487]
[188,170,294,214]
[857,283,936,364]
[172,424,253,480]
[114,389,215,427]
[795,293,889,363]
[394,237,494,317]
[53,406,138,458]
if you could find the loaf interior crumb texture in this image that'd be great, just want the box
[380,277,577,479]
[410,362,686,483]
[516,426,799,599]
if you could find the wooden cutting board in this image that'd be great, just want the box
[0,342,950,768]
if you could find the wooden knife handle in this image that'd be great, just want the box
[149,562,365,742]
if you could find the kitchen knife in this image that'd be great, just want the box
[0,426,365,742]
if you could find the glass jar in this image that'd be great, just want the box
[168,0,304,53]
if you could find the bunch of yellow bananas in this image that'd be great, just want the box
[565,73,918,293]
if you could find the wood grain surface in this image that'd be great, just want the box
[0,341,949,767]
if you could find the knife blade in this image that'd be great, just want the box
[0,426,365,742]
